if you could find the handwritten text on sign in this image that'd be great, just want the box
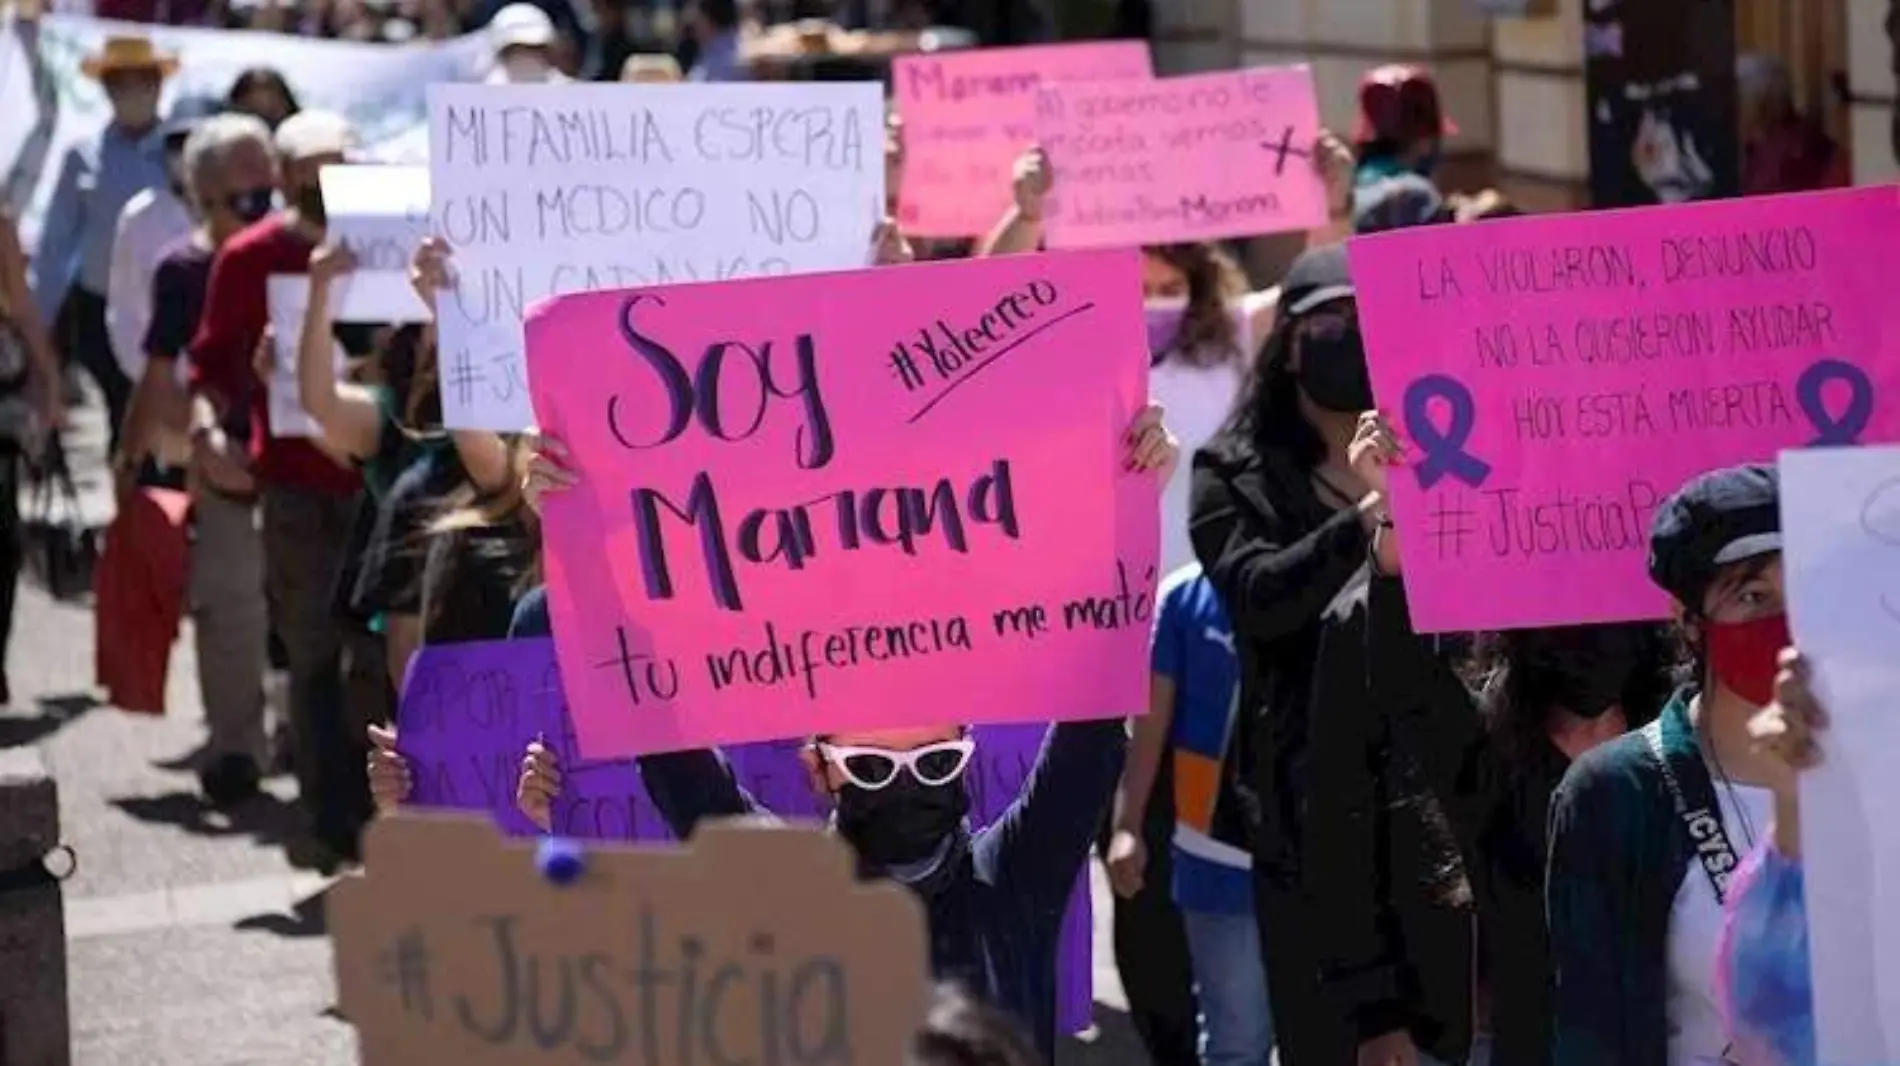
[526,250,1152,758]
[319,163,434,322]
[893,42,1153,238]
[395,637,1096,1034]
[331,817,929,1066]
[427,82,884,430]
[1350,186,1900,632]
[1037,66,1328,249]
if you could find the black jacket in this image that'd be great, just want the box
[1303,569,1478,1062]
[1187,433,1370,882]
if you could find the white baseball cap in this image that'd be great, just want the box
[274,109,357,161]
[490,3,556,51]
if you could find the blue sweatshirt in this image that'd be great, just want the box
[508,587,1126,1059]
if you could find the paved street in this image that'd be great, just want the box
[3,394,1145,1065]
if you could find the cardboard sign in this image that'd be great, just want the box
[263,275,349,440]
[426,82,885,430]
[1038,67,1328,249]
[331,814,930,1066]
[320,164,434,322]
[1349,186,1900,631]
[893,42,1153,238]
[525,249,1154,758]
[1780,444,1900,1066]
[396,636,1096,1034]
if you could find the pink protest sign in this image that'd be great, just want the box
[894,42,1154,238]
[525,250,1157,758]
[1038,66,1329,250]
[1350,186,1900,632]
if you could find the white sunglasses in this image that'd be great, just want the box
[816,738,977,791]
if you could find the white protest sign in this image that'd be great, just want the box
[426,81,886,430]
[1781,443,1900,1066]
[1,13,485,249]
[319,164,433,323]
[266,274,347,440]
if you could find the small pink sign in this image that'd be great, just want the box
[894,42,1154,238]
[526,250,1157,758]
[1039,66,1329,250]
[1350,186,1900,632]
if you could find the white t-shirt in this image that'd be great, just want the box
[1149,290,1275,576]
[1666,773,1774,1066]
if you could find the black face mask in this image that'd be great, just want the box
[293,184,327,226]
[834,774,970,873]
[228,187,275,224]
[1296,320,1374,413]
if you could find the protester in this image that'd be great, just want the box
[226,66,303,130]
[1718,648,1825,1066]
[684,0,745,82]
[481,2,573,82]
[0,211,67,703]
[507,404,1178,1060]
[1547,464,1789,1066]
[106,98,220,479]
[189,107,385,864]
[1110,562,1272,1066]
[1303,465,1676,1066]
[124,112,279,804]
[1350,65,1455,209]
[33,35,177,453]
[1186,242,1393,1066]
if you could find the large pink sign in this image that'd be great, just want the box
[1038,66,1329,250]
[1349,186,1900,632]
[894,42,1153,238]
[526,250,1156,758]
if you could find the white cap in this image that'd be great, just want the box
[490,3,556,51]
[274,109,357,161]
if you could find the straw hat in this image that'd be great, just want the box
[80,36,180,80]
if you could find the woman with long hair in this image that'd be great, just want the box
[297,239,512,685]
[225,67,300,130]
[1185,242,1396,1066]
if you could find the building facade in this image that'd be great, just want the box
[1151,0,1898,210]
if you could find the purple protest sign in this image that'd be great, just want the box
[398,638,1096,1033]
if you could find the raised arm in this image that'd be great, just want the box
[297,243,384,458]
[984,717,1126,910]
[975,147,1049,257]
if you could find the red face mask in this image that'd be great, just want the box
[1704,613,1791,706]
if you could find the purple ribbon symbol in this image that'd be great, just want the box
[1404,374,1493,490]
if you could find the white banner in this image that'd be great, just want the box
[0,12,488,250]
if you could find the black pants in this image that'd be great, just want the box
[1099,761,1199,1066]
[57,287,132,456]
[1255,870,1358,1066]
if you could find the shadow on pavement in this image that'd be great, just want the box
[0,691,103,747]
[1055,1002,1149,1066]
[235,888,327,939]
[108,788,303,848]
